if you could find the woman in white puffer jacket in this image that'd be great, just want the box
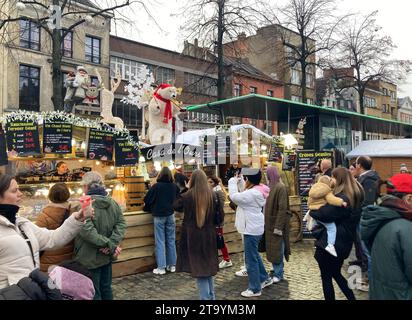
[228,169,272,298]
[0,174,93,289]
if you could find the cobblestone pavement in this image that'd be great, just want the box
[112,240,368,300]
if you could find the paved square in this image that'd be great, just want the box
[113,240,368,300]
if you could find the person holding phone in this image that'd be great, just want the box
[74,171,126,300]
[0,173,93,290]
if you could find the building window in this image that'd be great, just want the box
[291,69,300,85]
[250,86,257,94]
[267,90,273,97]
[61,30,73,58]
[19,65,40,111]
[307,98,314,105]
[365,96,376,108]
[85,36,101,64]
[291,95,301,102]
[390,91,396,102]
[306,73,314,88]
[19,19,40,51]
[184,73,217,96]
[113,99,140,128]
[234,84,241,97]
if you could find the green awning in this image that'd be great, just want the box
[186,94,412,136]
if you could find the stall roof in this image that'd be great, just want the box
[176,124,272,146]
[346,139,412,159]
[186,94,412,136]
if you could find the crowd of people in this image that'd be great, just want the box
[0,155,411,301]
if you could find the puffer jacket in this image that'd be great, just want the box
[228,178,267,236]
[74,195,127,269]
[308,182,344,210]
[361,195,412,300]
[0,269,61,300]
[0,213,84,289]
[36,202,81,272]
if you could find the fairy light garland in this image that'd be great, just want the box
[0,110,140,150]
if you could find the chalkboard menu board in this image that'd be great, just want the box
[87,129,114,161]
[6,120,40,156]
[296,151,333,236]
[282,149,296,171]
[203,135,216,166]
[114,135,139,167]
[0,127,8,166]
[43,120,72,154]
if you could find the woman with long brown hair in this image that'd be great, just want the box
[310,167,364,300]
[173,170,218,300]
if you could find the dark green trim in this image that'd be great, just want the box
[186,94,412,128]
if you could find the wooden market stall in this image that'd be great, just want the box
[346,139,412,182]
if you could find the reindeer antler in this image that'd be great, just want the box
[111,70,121,93]
[94,68,105,90]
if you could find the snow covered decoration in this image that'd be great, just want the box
[0,110,139,149]
[121,66,155,109]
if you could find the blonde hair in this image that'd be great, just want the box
[190,170,213,228]
[332,167,364,209]
[318,175,331,186]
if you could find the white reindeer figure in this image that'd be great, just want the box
[96,69,124,129]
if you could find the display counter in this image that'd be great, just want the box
[112,204,241,278]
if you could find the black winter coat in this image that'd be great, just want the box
[144,182,180,217]
[358,170,380,207]
[310,194,360,260]
[0,269,62,300]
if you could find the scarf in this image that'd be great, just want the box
[381,195,412,222]
[154,84,173,124]
[0,204,20,225]
[87,185,108,197]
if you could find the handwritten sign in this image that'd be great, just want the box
[6,120,40,156]
[114,136,139,167]
[0,127,8,166]
[87,129,114,161]
[43,120,72,154]
[296,151,333,236]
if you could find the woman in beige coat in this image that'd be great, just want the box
[264,166,291,283]
[0,174,92,289]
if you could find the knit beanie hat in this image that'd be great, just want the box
[400,163,409,173]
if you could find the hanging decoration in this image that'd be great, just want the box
[0,110,139,149]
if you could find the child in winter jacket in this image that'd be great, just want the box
[304,175,347,257]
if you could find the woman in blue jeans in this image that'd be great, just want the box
[173,170,219,300]
[228,168,273,298]
[144,167,180,275]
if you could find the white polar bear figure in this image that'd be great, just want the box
[147,84,182,145]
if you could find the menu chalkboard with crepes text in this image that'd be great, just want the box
[43,120,72,154]
[296,150,333,236]
[0,127,8,166]
[5,120,41,156]
[114,135,139,167]
[87,129,114,161]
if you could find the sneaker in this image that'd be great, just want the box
[166,266,176,273]
[153,268,166,275]
[272,276,282,284]
[241,289,261,298]
[219,260,233,269]
[325,244,338,257]
[261,277,274,289]
[235,269,248,277]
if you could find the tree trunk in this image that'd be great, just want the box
[301,62,307,103]
[216,0,225,124]
[358,88,366,140]
[216,0,225,102]
[51,27,63,111]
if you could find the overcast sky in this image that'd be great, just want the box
[112,0,412,98]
